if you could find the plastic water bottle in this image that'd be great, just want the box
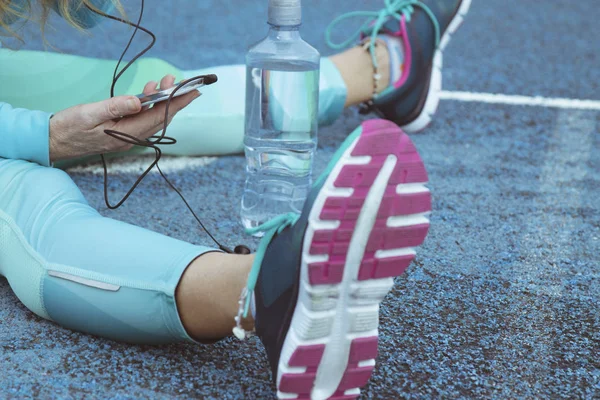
[241,0,320,233]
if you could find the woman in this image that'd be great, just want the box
[0,1,466,398]
[0,0,471,162]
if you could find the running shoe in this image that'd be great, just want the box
[326,0,472,132]
[236,119,432,399]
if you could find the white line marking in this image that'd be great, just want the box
[66,156,218,175]
[535,110,594,297]
[440,91,600,110]
[501,110,595,379]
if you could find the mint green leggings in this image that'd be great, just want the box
[0,50,347,344]
[0,158,211,344]
[0,49,348,167]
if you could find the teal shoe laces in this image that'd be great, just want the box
[233,212,300,339]
[325,0,441,71]
[231,125,366,339]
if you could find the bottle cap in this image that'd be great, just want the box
[268,0,301,26]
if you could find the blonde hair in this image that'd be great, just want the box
[0,0,123,42]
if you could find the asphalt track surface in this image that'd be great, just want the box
[1,0,599,398]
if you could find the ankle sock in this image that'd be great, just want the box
[377,34,405,89]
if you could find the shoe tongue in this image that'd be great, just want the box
[381,18,402,35]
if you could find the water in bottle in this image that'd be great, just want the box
[241,0,320,233]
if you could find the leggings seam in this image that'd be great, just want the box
[160,292,184,341]
[45,247,205,295]
[0,210,175,319]
[46,263,172,293]
[161,249,211,343]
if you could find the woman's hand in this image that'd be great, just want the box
[49,75,199,162]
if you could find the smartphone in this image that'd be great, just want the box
[136,74,218,107]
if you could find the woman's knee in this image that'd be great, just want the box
[0,159,91,240]
[0,159,92,319]
[1,159,84,200]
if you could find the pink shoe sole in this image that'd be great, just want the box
[276,120,432,399]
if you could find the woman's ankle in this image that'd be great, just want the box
[330,38,391,107]
[175,251,255,340]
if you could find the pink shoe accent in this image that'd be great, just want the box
[282,120,431,399]
[349,337,379,363]
[314,229,335,242]
[366,222,430,251]
[389,153,429,184]
[321,197,363,221]
[393,16,413,89]
[309,260,345,285]
[352,122,428,184]
[334,164,384,188]
[309,118,430,290]
[351,123,405,156]
[358,253,415,280]
[378,189,432,217]
[332,337,379,393]
[289,345,326,367]
[280,373,316,394]
[337,366,375,391]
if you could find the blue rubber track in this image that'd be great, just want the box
[1,0,599,398]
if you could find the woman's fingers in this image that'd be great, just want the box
[87,96,142,125]
[119,90,200,139]
[141,81,158,112]
[160,74,176,90]
[139,75,175,112]
[143,80,158,95]
[154,86,200,120]
[149,90,201,130]
[114,74,198,139]
[164,89,201,117]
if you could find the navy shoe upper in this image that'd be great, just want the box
[373,0,463,126]
[253,176,325,379]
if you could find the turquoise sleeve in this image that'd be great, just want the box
[0,103,52,167]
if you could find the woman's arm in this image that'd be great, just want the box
[48,75,199,163]
[1,76,196,166]
[0,102,52,166]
